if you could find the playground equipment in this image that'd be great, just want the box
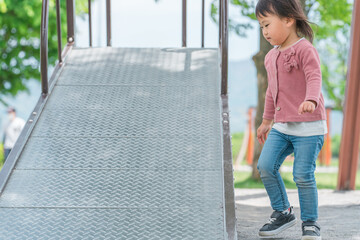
[0,0,237,239]
[337,0,360,191]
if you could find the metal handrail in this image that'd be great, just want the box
[40,0,49,95]
[220,0,229,95]
[55,0,62,63]
[41,0,75,96]
[182,0,187,47]
[201,0,205,48]
[66,0,75,43]
[88,0,93,46]
[106,0,111,46]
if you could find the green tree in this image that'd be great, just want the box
[312,0,352,110]
[0,0,88,106]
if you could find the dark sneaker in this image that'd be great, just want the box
[301,221,321,240]
[259,206,297,237]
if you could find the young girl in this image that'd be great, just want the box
[255,0,326,239]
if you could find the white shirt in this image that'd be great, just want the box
[273,120,328,137]
[4,117,26,149]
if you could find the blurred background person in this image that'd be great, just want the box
[2,107,25,161]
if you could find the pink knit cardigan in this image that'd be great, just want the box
[263,39,327,122]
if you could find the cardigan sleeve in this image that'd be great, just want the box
[263,86,275,120]
[301,46,322,109]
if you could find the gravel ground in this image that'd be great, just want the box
[235,189,360,240]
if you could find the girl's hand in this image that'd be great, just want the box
[257,119,273,145]
[298,100,316,115]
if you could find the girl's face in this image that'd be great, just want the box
[257,13,295,46]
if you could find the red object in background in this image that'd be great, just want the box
[325,108,332,166]
[318,108,332,166]
[246,108,254,165]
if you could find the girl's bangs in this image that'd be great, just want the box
[255,0,276,18]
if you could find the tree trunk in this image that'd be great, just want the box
[251,29,272,180]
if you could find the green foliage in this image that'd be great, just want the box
[311,0,352,110]
[331,134,341,157]
[0,0,88,106]
[311,0,352,39]
[231,132,244,160]
[320,63,346,110]
[0,0,63,105]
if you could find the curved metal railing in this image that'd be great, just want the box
[40,0,49,95]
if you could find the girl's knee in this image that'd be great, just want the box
[293,171,315,186]
[257,159,275,177]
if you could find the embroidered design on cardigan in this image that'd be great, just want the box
[283,47,298,72]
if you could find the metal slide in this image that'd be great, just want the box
[0,47,237,239]
[0,0,237,238]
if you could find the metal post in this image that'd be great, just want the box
[219,0,222,47]
[55,0,62,63]
[106,0,112,46]
[182,0,187,47]
[337,0,360,190]
[66,0,75,43]
[88,0,92,47]
[40,0,49,95]
[220,0,228,95]
[201,0,205,48]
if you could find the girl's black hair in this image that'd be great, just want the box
[255,0,314,43]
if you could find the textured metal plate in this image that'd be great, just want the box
[45,85,219,110]
[31,108,220,137]
[16,137,222,170]
[0,48,227,239]
[58,48,219,86]
[0,208,224,240]
[0,170,223,208]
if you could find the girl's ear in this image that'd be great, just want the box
[286,17,296,27]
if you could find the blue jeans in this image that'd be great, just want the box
[257,128,324,222]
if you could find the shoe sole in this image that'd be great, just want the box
[258,218,297,237]
[301,236,321,240]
